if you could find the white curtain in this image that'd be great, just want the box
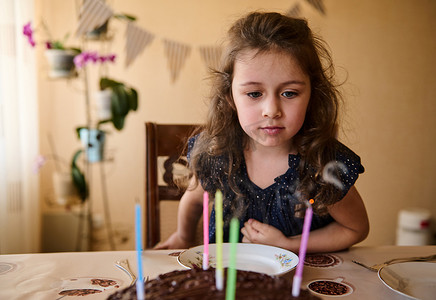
[0,0,39,253]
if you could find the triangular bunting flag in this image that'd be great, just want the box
[125,22,155,67]
[76,0,113,37]
[286,4,301,18]
[198,46,223,71]
[163,39,192,83]
[305,0,326,15]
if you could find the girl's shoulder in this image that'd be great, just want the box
[187,133,203,160]
[332,140,364,173]
[187,134,198,160]
[328,140,365,195]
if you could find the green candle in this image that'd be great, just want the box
[215,190,224,290]
[226,217,239,300]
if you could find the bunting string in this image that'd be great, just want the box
[75,0,325,83]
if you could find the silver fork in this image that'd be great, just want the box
[115,259,149,285]
[115,259,137,285]
[352,254,436,272]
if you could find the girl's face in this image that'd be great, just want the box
[231,49,311,153]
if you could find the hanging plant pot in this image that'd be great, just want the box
[79,128,106,163]
[95,89,112,120]
[45,49,78,78]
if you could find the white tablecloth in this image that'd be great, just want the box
[1,246,435,299]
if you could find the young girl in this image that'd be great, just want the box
[156,12,369,253]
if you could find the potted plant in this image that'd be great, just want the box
[98,77,138,130]
[76,76,139,163]
[45,46,81,78]
[23,22,81,78]
[72,53,138,162]
[76,126,106,163]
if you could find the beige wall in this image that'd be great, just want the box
[35,0,436,250]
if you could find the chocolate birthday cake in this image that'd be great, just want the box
[107,268,320,300]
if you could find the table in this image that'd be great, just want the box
[1,245,435,299]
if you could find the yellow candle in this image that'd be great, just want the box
[215,190,223,291]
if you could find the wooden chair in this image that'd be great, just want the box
[145,122,200,248]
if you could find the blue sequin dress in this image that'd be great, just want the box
[188,136,364,243]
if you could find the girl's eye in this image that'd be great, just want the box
[247,91,262,99]
[282,91,297,98]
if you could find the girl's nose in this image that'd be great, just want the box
[262,96,282,119]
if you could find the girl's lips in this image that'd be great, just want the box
[261,126,284,135]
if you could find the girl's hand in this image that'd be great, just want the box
[154,232,195,250]
[241,219,286,246]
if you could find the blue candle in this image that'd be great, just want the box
[135,202,145,300]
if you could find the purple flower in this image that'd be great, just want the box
[74,51,117,69]
[73,53,86,68]
[107,54,116,62]
[28,37,36,47]
[22,22,33,37]
[89,51,99,63]
[33,155,47,174]
[23,22,36,47]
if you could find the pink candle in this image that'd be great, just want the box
[203,191,209,270]
[292,200,313,297]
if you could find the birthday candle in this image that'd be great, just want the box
[292,200,313,297]
[135,202,145,300]
[226,217,239,300]
[203,191,209,270]
[215,190,224,291]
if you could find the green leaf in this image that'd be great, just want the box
[70,47,81,54]
[127,88,138,111]
[97,119,111,129]
[71,150,88,201]
[112,115,125,130]
[51,40,65,50]
[110,89,122,116]
[100,77,121,90]
[114,13,137,21]
[75,127,87,139]
[99,77,138,131]
[113,86,129,116]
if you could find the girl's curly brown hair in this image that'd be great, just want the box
[189,12,343,215]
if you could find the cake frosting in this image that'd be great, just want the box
[107,268,320,299]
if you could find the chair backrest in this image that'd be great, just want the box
[145,122,199,248]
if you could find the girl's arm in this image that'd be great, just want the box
[154,176,204,249]
[241,186,369,253]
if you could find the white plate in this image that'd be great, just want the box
[378,261,436,300]
[177,243,298,276]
